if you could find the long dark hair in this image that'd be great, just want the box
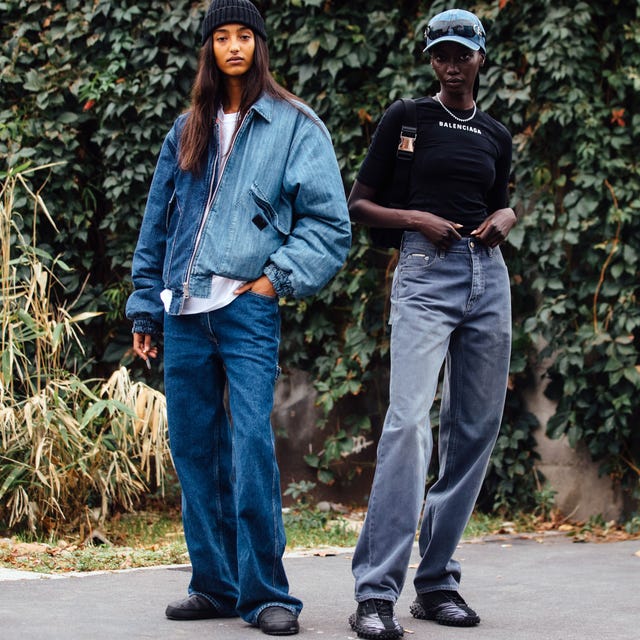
[178,35,298,174]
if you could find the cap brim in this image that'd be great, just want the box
[424,35,481,53]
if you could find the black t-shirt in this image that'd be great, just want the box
[358,97,513,234]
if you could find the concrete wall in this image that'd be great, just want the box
[523,366,626,522]
[272,368,376,506]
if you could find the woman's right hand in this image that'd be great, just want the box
[349,180,462,250]
[133,332,158,365]
[412,210,463,250]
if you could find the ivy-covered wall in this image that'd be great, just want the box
[1,0,638,516]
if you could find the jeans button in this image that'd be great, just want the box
[469,241,475,249]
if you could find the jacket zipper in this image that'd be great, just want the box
[183,111,249,299]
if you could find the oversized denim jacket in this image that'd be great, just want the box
[126,93,351,335]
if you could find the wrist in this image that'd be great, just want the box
[403,209,431,230]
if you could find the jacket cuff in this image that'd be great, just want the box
[264,263,293,298]
[132,317,163,337]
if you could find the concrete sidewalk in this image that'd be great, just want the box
[1,534,639,640]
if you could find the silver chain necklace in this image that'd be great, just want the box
[434,93,477,122]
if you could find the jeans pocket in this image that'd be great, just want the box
[399,249,438,274]
[245,290,278,302]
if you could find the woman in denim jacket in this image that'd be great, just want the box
[125,0,350,635]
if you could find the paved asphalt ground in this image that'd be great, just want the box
[1,534,638,640]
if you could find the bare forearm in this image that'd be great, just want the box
[348,180,464,249]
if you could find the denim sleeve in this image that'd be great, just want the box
[125,125,178,334]
[265,114,351,298]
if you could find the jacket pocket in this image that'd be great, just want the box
[249,183,290,236]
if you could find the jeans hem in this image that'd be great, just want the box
[250,602,300,626]
[355,594,397,604]
[188,588,237,615]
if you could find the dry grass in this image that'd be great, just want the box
[0,165,171,535]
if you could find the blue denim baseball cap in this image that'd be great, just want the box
[424,9,486,53]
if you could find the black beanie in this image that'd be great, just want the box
[201,0,267,45]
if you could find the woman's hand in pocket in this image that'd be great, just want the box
[235,275,277,297]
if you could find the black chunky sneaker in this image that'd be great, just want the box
[165,594,236,620]
[410,590,480,627]
[349,598,404,639]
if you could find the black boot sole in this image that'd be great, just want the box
[348,613,404,639]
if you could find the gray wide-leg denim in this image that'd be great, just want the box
[352,232,512,602]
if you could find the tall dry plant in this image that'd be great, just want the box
[0,165,170,535]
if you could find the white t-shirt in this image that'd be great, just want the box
[161,108,246,314]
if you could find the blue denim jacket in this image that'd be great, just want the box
[126,93,351,335]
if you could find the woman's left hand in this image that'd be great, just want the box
[235,275,277,297]
[470,208,517,248]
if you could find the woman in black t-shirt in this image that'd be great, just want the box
[348,9,517,640]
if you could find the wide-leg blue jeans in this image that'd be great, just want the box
[164,291,303,624]
[353,232,512,602]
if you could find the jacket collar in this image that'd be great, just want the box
[249,93,275,123]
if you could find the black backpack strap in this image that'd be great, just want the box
[386,98,417,208]
[370,98,417,249]
[397,98,417,161]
